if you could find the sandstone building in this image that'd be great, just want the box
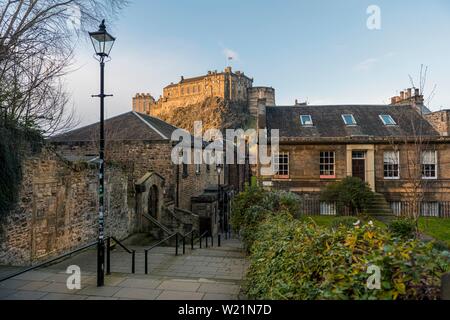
[132,67,276,122]
[257,89,450,217]
[0,112,249,266]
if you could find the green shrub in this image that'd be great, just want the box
[320,177,374,215]
[389,219,416,239]
[245,215,449,300]
[330,216,359,229]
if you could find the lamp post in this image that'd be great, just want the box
[89,20,116,287]
[216,163,223,233]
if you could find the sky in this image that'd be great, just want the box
[66,0,450,127]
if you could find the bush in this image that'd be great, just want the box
[330,216,359,229]
[389,219,416,239]
[320,177,374,215]
[245,215,449,300]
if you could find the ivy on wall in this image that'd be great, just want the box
[0,126,42,216]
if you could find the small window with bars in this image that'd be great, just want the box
[421,202,440,217]
[320,202,336,216]
[384,151,400,179]
[273,152,289,178]
[320,151,335,178]
[422,151,437,179]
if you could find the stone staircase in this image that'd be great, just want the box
[364,193,395,222]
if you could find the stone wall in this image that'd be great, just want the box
[0,147,130,266]
[425,110,450,137]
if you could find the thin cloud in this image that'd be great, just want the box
[354,58,379,71]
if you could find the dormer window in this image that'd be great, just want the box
[342,114,357,126]
[379,115,397,125]
[300,115,313,126]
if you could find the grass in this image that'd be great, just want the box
[419,218,450,247]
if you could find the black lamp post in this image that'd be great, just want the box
[89,20,116,287]
[216,163,223,233]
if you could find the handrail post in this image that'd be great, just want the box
[144,250,148,275]
[200,235,202,249]
[175,233,179,256]
[131,250,135,274]
[106,237,111,275]
[183,236,186,255]
[191,234,194,250]
[211,233,214,247]
[218,234,221,247]
[206,235,208,248]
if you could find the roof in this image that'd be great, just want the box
[266,104,440,142]
[50,112,181,143]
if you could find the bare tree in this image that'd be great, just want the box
[0,0,128,136]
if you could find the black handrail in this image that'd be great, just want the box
[107,237,135,274]
[0,241,98,283]
[144,232,179,274]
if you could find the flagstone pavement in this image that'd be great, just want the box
[0,238,249,300]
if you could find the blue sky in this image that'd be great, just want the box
[67,0,450,126]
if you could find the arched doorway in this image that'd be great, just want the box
[148,185,159,218]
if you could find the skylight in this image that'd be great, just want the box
[342,114,357,126]
[379,115,397,126]
[300,115,313,126]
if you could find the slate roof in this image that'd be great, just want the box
[50,112,181,143]
[266,104,440,142]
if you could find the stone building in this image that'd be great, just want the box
[1,112,248,266]
[132,93,156,114]
[256,94,450,217]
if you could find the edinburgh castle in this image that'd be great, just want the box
[132,67,275,131]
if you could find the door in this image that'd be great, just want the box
[148,185,159,218]
[352,151,366,182]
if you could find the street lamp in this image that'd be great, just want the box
[89,19,116,287]
[216,163,223,233]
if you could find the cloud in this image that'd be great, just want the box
[223,48,239,61]
[354,58,379,71]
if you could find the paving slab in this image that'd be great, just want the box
[157,280,201,292]
[113,287,162,300]
[3,290,48,300]
[157,290,204,300]
[77,285,121,297]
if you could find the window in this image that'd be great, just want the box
[379,114,397,125]
[422,151,437,179]
[421,202,440,217]
[390,202,402,217]
[300,115,313,126]
[320,202,336,216]
[273,152,289,178]
[384,151,400,179]
[320,151,335,178]
[342,114,357,125]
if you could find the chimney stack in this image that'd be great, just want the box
[400,91,405,100]
[415,88,420,96]
[406,88,412,99]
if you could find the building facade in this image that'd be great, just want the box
[257,98,450,217]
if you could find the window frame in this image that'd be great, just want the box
[273,152,290,179]
[300,115,314,126]
[320,151,336,179]
[341,114,357,126]
[422,150,438,180]
[379,114,397,126]
[383,151,400,180]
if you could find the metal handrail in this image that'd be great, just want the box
[0,241,98,283]
[107,237,135,274]
[144,232,179,274]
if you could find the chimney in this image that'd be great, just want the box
[181,76,184,81]
[415,88,420,96]
[257,98,267,129]
[406,88,412,99]
[400,91,405,100]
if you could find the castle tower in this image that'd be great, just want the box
[132,93,156,115]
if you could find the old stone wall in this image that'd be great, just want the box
[0,147,130,266]
[425,110,450,137]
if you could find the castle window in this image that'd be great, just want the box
[300,115,313,126]
[320,151,335,178]
[384,151,400,179]
[273,152,289,178]
[181,88,184,95]
[422,151,437,179]
[379,114,396,126]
